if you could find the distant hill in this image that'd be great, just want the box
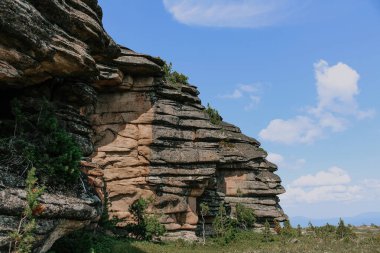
[290,212,380,227]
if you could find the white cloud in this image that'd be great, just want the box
[219,89,243,99]
[291,167,351,187]
[311,60,374,119]
[283,184,362,204]
[259,116,322,144]
[267,153,306,170]
[361,179,380,199]
[283,167,363,204]
[219,84,261,111]
[259,60,374,144]
[162,0,308,28]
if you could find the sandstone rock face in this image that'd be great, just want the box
[0,167,102,253]
[0,0,119,87]
[91,48,287,238]
[0,0,287,249]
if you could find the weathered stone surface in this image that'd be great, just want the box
[0,0,287,248]
[0,174,101,253]
[91,56,287,238]
[0,0,118,87]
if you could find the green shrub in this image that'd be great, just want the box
[0,99,82,185]
[126,198,166,241]
[205,103,223,125]
[9,168,45,253]
[235,203,256,230]
[262,220,273,242]
[297,224,302,237]
[163,62,189,85]
[212,203,237,245]
[49,230,125,253]
[281,220,297,237]
[336,218,355,239]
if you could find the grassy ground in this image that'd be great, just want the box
[49,226,380,253]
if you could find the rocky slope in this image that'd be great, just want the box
[0,0,286,250]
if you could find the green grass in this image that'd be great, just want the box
[49,227,380,253]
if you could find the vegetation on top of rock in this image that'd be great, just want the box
[163,62,189,85]
[0,99,82,186]
[205,103,223,125]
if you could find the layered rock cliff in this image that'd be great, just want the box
[0,0,286,250]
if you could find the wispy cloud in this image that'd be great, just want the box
[282,167,362,204]
[162,0,309,28]
[218,84,261,111]
[283,167,380,204]
[259,60,375,144]
[291,167,351,187]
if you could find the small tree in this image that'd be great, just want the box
[212,203,237,244]
[235,203,256,230]
[262,220,273,242]
[336,218,355,239]
[126,198,166,241]
[9,168,45,253]
[297,224,302,237]
[205,103,223,125]
[282,220,296,237]
[199,203,209,245]
[163,62,189,85]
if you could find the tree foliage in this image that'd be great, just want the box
[9,168,45,253]
[126,198,166,241]
[0,99,82,185]
[235,203,256,230]
[205,103,223,125]
[163,62,189,85]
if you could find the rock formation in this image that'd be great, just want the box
[91,47,287,240]
[0,0,286,250]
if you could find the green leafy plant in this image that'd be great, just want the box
[126,198,166,241]
[0,99,82,185]
[262,220,273,242]
[235,203,256,230]
[212,203,237,245]
[297,224,302,237]
[281,220,297,238]
[9,168,45,253]
[336,218,355,240]
[163,62,189,85]
[205,103,223,125]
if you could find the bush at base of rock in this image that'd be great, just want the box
[125,198,166,241]
[235,203,256,230]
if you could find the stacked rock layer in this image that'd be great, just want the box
[0,0,287,249]
[91,47,287,239]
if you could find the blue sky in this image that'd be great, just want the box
[98,0,380,220]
